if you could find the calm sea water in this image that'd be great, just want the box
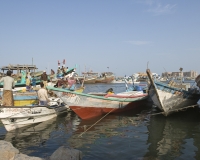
[0,82,200,160]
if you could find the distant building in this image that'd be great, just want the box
[183,70,198,78]
[162,70,198,78]
[162,72,172,77]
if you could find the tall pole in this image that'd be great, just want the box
[179,67,183,85]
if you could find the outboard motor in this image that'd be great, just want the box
[48,97,64,107]
[135,86,143,91]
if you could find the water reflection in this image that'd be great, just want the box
[0,104,151,159]
[1,103,200,159]
[5,118,57,145]
[145,108,200,160]
[67,105,151,160]
[1,112,78,157]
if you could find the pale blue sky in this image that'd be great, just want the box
[0,0,200,76]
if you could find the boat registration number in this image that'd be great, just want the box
[4,108,28,113]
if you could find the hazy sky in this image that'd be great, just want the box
[1,0,200,76]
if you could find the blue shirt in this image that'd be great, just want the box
[32,78,36,86]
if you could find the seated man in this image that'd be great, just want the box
[54,78,68,88]
[37,82,50,105]
[67,77,76,90]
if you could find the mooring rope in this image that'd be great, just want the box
[149,104,198,116]
[78,108,115,137]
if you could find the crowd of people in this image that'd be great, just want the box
[57,65,68,75]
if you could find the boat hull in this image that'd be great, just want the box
[0,105,68,131]
[54,89,148,119]
[95,75,115,83]
[146,69,199,116]
[83,78,96,84]
[14,99,38,106]
[70,100,147,119]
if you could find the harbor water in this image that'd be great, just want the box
[0,82,200,160]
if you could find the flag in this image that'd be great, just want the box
[58,60,60,66]
[63,59,66,65]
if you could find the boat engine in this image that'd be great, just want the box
[48,97,64,107]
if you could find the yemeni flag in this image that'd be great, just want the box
[58,60,60,66]
[63,59,66,65]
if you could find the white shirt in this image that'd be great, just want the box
[37,88,49,101]
[0,76,15,90]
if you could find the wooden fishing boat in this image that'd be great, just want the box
[0,98,68,131]
[146,69,200,116]
[78,71,98,84]
[95,72,115,83]
[84,77,96,84]
[77,76,96,84]
[46,86,148,119]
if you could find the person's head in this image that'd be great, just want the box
[40,82,44,88]
[43,71,46,74]
[26,76,28,79]
[6,70,12,76]
[106,88,113,93]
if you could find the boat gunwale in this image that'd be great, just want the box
[154,81,189,94]
[47,86,148,102]
[0,105,61,108]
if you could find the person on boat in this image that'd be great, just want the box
[0,70,15,106]
[61,66,65,74]
[40,71,48,88]
[17,76,21,83]
[37,82,50,105]
[57,67,61,74]
[67,77,76,90]
[105,88,114,94]
[54,78,68,88]
[31,76,37,89]
[27,71,31,80]
[26,76,31,91]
